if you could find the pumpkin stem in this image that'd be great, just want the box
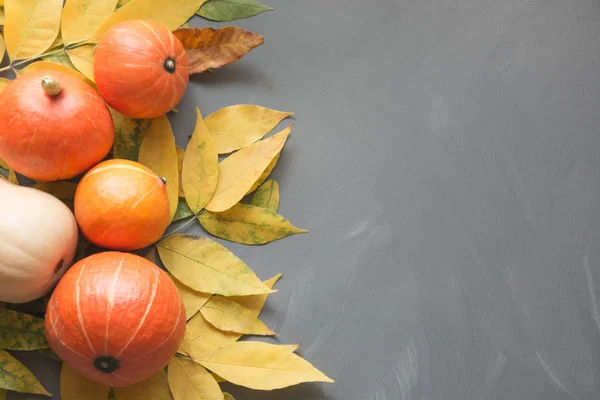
[94,356,120,374]
[160,176,167,184]
[164,58,176,74]
[41,76,62,96]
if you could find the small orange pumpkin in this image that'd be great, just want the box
[93,20,189,119]
[74,159,171,251]
[0,70,114,181]
[44,251,186,387]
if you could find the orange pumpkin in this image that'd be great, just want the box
[44,251,186,387]
[93,20,189,119]
[74,159,171,251]
[0,70,114,181]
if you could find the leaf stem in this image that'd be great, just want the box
[159,210,205,241]
[0,42,90,74]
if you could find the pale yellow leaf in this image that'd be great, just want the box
[0,77,9,93]
[62,0,119,45]
[206,105,293,154]
[199,203,307,245]
[247,151,280,194]
[180,274,280,357]
[205,125,292,212]
[200,296,275,335]
[4,0,62,60]
[61,363,110,400]
[7,169,18,185]
[250,179,279,212]
[92,0,206,40]
[170,275,212,321]
[168,357,223,400]
[182,107,218,214]
[67,44,96,82]
[229,273,281,314]
[177,146,185,197]
[0,34,5,64]
[138,115,179,221]
[156,234,273,296]
[113,371,172,400]
[20,61,95,87]
[196,342,334,390]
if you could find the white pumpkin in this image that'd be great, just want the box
[0,179,78,303]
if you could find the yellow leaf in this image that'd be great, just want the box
[111,108,152,160]
[0,34,5,64]
[205,125,292,212]
[4,0,62,61]
[156,234,273,296]
[116,0,131,6]
[170,275,211,320]
[0,349,51,396]
[247,151,280,194]
[250,179,279,212]
[32,181,77,210]
[67,44,96,82]
[177,146,185,197]
[211,372,225,383]
[0,78,9,93]
[180,274,280,357]
[20,60,95,87]
[61,0,119,45]
[138,115,179,220]
[7,169,18,185]
[113,371,172,399]
[61,364,110,400]
[182,108,218,214]
[199,203,307,245]
[167,357,223,400]
[206,105,293,154]
[200,296,275,335]
[196,342,334,390]
[92,0,206,40]
[223,394,234,400]
[229,273,281,314]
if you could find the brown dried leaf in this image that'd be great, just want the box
[173,26,263,75]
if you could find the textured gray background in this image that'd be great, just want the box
[9,0,600,399]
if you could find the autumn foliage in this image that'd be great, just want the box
[0,0,333,399]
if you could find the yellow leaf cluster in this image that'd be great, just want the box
[0,1,332,397]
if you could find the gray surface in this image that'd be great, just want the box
[9,0,600,399]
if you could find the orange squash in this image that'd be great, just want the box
[44,251,185,387]
[93,20,189,119]
[74,159,171,251]
[0,70,114,181]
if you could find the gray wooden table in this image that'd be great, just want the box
[10,0,600,399]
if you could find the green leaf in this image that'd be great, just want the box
[250,179,279,212]
[0,310,48,351]
[42,49,78,69]
[173,198,194,222]
[0,349,51,396]
[197,0,272,22]
[198,203,307,245]
[110,109,152,161]
[156,234,274,296]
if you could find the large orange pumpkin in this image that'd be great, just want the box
[0,70,114,181]
[74,159,171,251]
[44,251,186,387]
[93,20,189,119]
